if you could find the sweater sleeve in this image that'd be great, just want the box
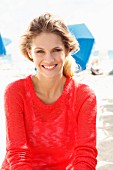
[3,81,32,170]
[73,84,98,170]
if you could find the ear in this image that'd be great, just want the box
[27,48,32,59]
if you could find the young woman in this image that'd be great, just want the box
[1,12,97,170]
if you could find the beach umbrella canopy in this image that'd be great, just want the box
[0,34,6,55]
[3,37,12,46]
[68,23,95,71]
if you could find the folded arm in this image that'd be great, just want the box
[74,84,98,170]
[3,82,32,170]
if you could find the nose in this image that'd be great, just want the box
[44,52,54,62]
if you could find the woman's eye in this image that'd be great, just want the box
[53,48,62,52]
[36,50,44,53]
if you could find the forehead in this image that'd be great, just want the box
[31,32,64,48]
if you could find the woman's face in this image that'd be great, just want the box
[28,32,67,79]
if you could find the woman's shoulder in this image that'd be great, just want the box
[71,76,96,97]
[4,75,31,95]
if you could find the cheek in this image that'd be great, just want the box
[56,55,65,64]
[33,57,40,67]
[58,51,66,59]
[32,54,41,62]
[33,57,39,62]
[58,56,66,67]
[61,54,66,62]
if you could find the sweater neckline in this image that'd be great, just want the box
[26,75,71,109]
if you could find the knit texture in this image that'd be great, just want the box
[1,75,97,170]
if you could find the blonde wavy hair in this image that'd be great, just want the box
[19,12,79,77]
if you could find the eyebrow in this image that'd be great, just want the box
[34,47,43,50]
[34,46,63,50]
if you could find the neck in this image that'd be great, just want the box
[33,74,66,98]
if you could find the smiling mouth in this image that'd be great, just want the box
[42,64,57,69]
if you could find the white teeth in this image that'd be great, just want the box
[43,65,55,69]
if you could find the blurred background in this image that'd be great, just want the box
[0,0,113,169]
[0,0,113,60]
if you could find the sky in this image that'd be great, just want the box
[0,0,113,51]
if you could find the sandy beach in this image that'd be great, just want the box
[0,57,113,170]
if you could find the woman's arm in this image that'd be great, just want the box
[74,84,98,170]
[3,81,32,170]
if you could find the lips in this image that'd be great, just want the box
[42,64,57,69]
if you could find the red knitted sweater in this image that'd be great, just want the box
[1,75,97,170]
